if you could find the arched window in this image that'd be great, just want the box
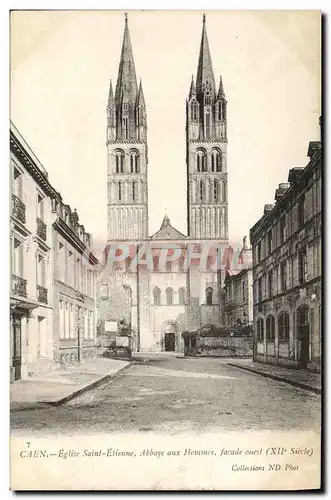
[200,180,205,202]
[205,109,211,140]
[115,150,124,173]
[256,317,264,341]
[213,179,218,201]
[166,287,173,306]
[278,312,290,341]
[211,150,222,172]
[191,101,198,121]
[222,101,227,120]
[196,149,207,172]
[118,181,122,201]
[130,151,139,173]
[132,181,136,201]
[153,287,161,306]
[266,315,275,341]
[221,180,226,202]
[122,117,129,140]
[206,287,213,305]
[178,287,186,305]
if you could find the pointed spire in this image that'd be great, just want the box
[196,14,216,97]
[108,79,115,107]
[115,13,138,103]
[137,79,146,107]
[217,75,225,99]
[160,213,170,229]
[189,75,196,98]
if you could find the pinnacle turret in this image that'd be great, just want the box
[217,76,225,99]
[189,75,196,98]
[137,79,146,107]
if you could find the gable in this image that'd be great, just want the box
[150,225,186,240]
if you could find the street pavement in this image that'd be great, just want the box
[11,356,321,436]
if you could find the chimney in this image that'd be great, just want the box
[307,141,321,159]
[264,204,274,215]
[288,167,304,185]
[243,235,248,249]
[274,182,290,202]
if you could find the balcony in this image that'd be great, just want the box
[37,285,48,304]
[12,275,27,298]
[36,217,47,241]
[12,194,26,224]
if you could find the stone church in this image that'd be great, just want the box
[98,14,231,352]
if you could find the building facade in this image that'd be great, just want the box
[98,14,230,352]
[250,132,322,372]
[10,123,57,381]
[10,123,99,382]
[52,198,98,365]
[223,237,253,327]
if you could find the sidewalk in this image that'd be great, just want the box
[228,359,321,394]
[10,358,131,412]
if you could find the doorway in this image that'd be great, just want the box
[12,313,22,380]
[165,332,176,352]
[297,306,309,369]
[162,322,177,352]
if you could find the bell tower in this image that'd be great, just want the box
[107,14,148,241]
[186,14,228,240]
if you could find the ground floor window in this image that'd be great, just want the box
[256,317,264,341]
[266,314,275,341]
[278,311,290,340]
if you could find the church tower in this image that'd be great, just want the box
[186,15,228,240]
[107,14,148,241]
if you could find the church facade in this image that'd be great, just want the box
[98,14,231,352]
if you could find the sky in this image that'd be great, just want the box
[10,10,321,249]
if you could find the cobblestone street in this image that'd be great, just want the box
[11,356,321,436]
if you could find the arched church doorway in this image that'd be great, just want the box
[162,322,178,352]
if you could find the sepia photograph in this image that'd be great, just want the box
[9,9,322,491]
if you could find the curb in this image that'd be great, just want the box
[51,363,131,406]
[11,363,131,412]
[227,363,321,395]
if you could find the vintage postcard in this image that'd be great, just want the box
[10,10,322,491]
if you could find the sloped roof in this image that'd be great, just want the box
[150,215,187,240]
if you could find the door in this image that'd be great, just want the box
[12,314,22,380]
[165,332,176,352]
[298,306,309,369]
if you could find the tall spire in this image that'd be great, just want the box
[115,13,138,103]
[196,14,216,97]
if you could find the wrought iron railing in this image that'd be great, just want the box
[12,274,27,297]
[36,217,47,241]
[12,194,26,224]
[37,285,48,304]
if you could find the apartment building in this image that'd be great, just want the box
[52,198,98,364]
[250,128,322,372]
[10,123,57,381]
